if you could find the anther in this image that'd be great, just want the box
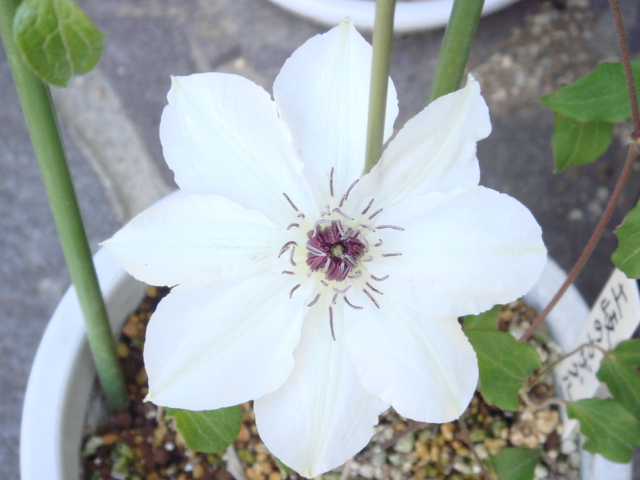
[283,193,299,212]
[289,246,297,266]
[321,280,329,287]
[348,270,362,279]
[332,293,338,305]
[368,208,383,220]
[360,224,375,232]
[374,239,383,247]
[282,270,295,275]
[363,289,380,309]
[381,253,402,257]
[362,199,374,215]
[307,294,321,307]
[329,306,336,340]
[279,241,297,257]
[377,225,405,231]
[286,223,300,230]
[329,167,335,197]
[359,234,369,251]
[290,284,301,298]
[344,179,359,201]
[344,296,363,310]
[371,274,389,281]
[332,208,354,221]
[362,255,373,262]
[333,285,351,294]
[365,282,384,295]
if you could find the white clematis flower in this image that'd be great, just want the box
[103,20,546,478]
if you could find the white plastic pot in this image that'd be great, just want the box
[265,0,520,33]
[20,240,631,479]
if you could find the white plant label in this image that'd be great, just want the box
[555,268,640,437]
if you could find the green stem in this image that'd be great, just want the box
[428,0,485,103]
[0,0,128,411]
[363,0,396,175]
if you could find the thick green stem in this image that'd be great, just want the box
[363,0,396,175]
[0,0,128,411]
[429,0,485,103]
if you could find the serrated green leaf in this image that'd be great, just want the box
[463,304,502,330]
[13,0,104,86]
[166,405,242,454]
[597,357,640,420]
[540,62,640,123]
[613,200,640,278]
[464,330,541,410]
[567,398,640,463]
[551,112,613,172]
[611,339,640,366]
[489,448,540,480]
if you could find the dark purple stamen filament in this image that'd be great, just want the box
[306,220,365,281]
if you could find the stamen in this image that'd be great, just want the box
[360,224,375,232]
[371,274,389,281]
[374,239,383,247]
[329,167,335,197]
[315,219,332,227]
[332,208,354,221]
[382,253,402,257]
[282,270,295,275]
[321,205,331,216]
[279,241,297,257]
[377,225,405,231]
[343,255,358,268]
[362,255,373,262]
[344,179,359,201]
[365,282,384,295]
[359,234,370,251]
[344,296,363,310]
[322,257,331,274]
[339,195,346,208]
[290,284,301,298]
[286,223,300,230]
[329,306,336,340]
[368,208,383,220]
[362,199,374,215]
[333,285,351,294]
[307,294,321,307]
[289,246,297,266]
[332,293,338,305]
[348,270,362,279]
[282,193,299,212]
[363,289,380,308]
[307,244,325,256]
[321,280,329,287]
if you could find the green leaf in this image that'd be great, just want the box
[273,455,292,478]
[597,357,640,420]
[463,304,502,330]
[611,339,640,366]
[13,0,104,87]
[540,61,640,123]
[489,448,540,480]
[165,405,243,454]
[613,200,640,278]
[464,330,541,410]
[551,112,613,172]
[567,398,640,463]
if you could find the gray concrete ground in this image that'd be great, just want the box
[2,0,640,478]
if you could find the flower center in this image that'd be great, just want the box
[306,220,365,281]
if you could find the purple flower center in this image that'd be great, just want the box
[306,221,365,281]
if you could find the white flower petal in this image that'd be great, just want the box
[367,187,546,317]
[144,269,313,410]
[103,195,291,287]
[344,292,477,422]
[273,20,398,205]
[161,73,316,224]
[254,299,386,478]
[349,76,490,211]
